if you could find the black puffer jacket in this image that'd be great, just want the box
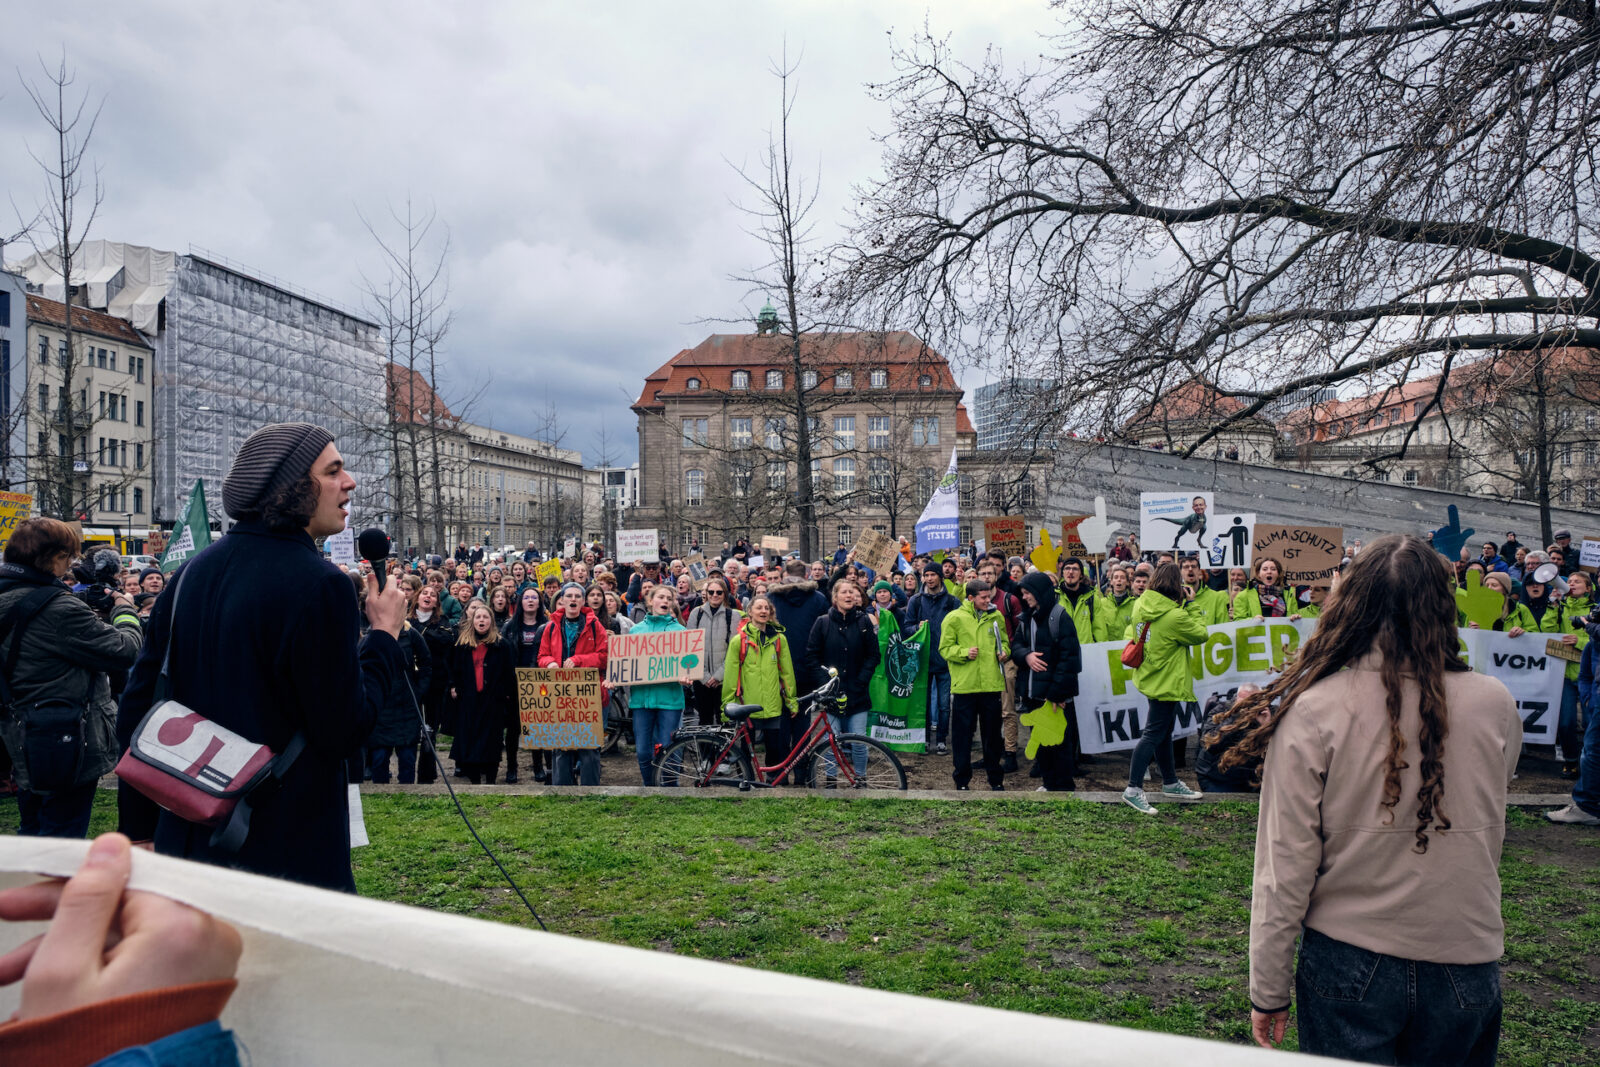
[366,624,432,748]
[1012,572,1082,707]
[806,606,881,713]
[0,563,144,791]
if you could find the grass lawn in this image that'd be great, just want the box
[5,793,1597,1063]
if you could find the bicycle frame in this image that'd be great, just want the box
[683,689,862,788]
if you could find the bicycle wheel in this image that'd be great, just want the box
[600,723,623,755]
[658,736,752,788]
[804,733,907,790]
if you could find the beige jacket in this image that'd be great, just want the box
[1248,654,1521,1010]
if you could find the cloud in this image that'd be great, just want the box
[0,0,1059,464]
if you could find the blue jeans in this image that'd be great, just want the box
[821,710,869,778]
[927,671,951,743]
[15,782,96,838]
[1295,926,1500,1065]
[1575,684,1600,818]
[368,745,417,785]
[1558,679,1582,762]
[632,706,683,786]
[552,750,600,785]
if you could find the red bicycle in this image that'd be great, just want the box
[657,670,908,789]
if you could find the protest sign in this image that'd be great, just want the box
[535,558,562,584]
[0,492,33,554]
[1430,504,1475,562]
[1579,537,1600,573]
[914,448,960,554]
[1139,492,1214,554]
[869,621,930,751]
[854,528,901,575]
[1030,528,1061,576]
[684,554,711,590]
[1075,496,1120,556]
[1060,515,1090,558]
[517,668,605,749]
[747,554,765,570]
[1205,513,1255,569]
[1458,629,1563,743]
[1075,618,1315,754]
[1547,638,1583,664]
[616,528,659,563]
[1457,569,1505,630]
[606,628,706,686]
[1250,523,1343,586]
[760,535,789,553]
[564,537,577,559]
[144,528,168,559]
[983,517,1027,558]
[327,527,355,565]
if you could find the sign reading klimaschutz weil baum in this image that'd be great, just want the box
[605,629,706,686]
[517,668,604,749]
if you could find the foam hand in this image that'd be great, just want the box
[1030,528,1061,575]
[1076,496,1120,555]
[1431,505,1475,561]
[1021,702,1068,759]
[1459,569,1504,631]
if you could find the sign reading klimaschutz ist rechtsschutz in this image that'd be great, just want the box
[1075,618,1562,753]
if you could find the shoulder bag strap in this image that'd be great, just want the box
[0,585,69,708]
[153,569,186,704]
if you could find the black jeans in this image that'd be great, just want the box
[952,691,1004,788]
[1128,698,1180,789]
[691,681,724,728]
[16,782,97,838]
[1295,927,1501,1066]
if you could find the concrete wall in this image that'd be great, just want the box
[1044,442,1600,549]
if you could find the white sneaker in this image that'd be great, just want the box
[1546,804,1600,825]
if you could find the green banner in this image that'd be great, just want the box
[160,480,214,574]
[868,619,929,752]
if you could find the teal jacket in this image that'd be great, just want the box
[1127,591,1208,703]
[628,612,688,711]
[938,599,1011,694]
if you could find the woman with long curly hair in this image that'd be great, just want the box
[1235,534,1521,1063]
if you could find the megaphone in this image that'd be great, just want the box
[1533,563,1560,585]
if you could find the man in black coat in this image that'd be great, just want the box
[118,423,406,893]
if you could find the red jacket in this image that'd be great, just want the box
[537,606,610,674]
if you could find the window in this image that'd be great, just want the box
[959,474,975,508]
[918,374,932,389]
[135,443,144,469]
[732,461,753,498]
[133,487,143,514]
[38,337,48,364]
[767,461,787,493]
[1587,482,1598,507]
[681,417,708,448]
[685,469,705,506]
[837,524,853,547]
[986,481,1007,510]
[685,377,701,391]
[1403,469,1418,486]
[57,340,67,368]
[135,356,145,384]
[730,417,752,449]
[765,370,783,390]
[801,369,818,390]
[1559,481,1574,505]
[1561,444,1573,467]
[867,415,889,449]
[37,385,47,414]
[0,293,7,327]
[868,456,890,497]
[764,417,786,450]
[832,457,856,496]
[98,437,105,463]
[1017,480,1036,509]
[835,370,852,391]
[912,417,940,447]
[917,467,937,499]
[870,368,887,389]
[135,400,144,427]
[1588,411,1597,432]
[731,370,750,391]
[95,348,105,369]
[959,523,973,546]
[833,416,855,451]
[108,349,116,371]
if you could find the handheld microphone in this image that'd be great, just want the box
[357,527,392,592]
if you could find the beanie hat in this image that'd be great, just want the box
[871,580,894,595]
[222,423,334,518]
[138,567,162,582]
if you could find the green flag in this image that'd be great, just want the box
[160,480,214,574]
[868,619,930,752]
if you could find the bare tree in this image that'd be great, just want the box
[16,53,106,519]
[836,3,1600,473]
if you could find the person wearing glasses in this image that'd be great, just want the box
[686,577,743,729]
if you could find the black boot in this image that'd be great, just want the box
[1003,752,1019,774]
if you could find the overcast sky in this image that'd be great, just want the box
[0,1,1060,465]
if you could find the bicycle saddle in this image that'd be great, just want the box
[722,704,763,721]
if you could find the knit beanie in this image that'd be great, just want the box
[222,423,335,518]
[871,580,894,595]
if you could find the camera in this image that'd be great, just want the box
[72,548,123,617]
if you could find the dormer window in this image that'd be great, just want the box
[802,370,818,390]
[686,377,701,391]
[766,370,783,390]
[918,374,932,389]
[731,370,750,391]
[870,369,887,389]
[835,370,853,391]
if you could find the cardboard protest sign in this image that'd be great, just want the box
[983,517,1027,558]
[606,628,706,686]
[144,528,168,559]
[1060,515,1091,558]
[1579,537,1600,573]
[0,492,33,554]
[535,558,563,584]
[1205,513,1255,569]
[616,528,659,563]
[760,535,789,553]
[1139,492,1214,554]
[684,554,711,590]
[517,668,604,749]
[853,528,901,575]
[1250,524,1343,587]
[1547,638,1583,664]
